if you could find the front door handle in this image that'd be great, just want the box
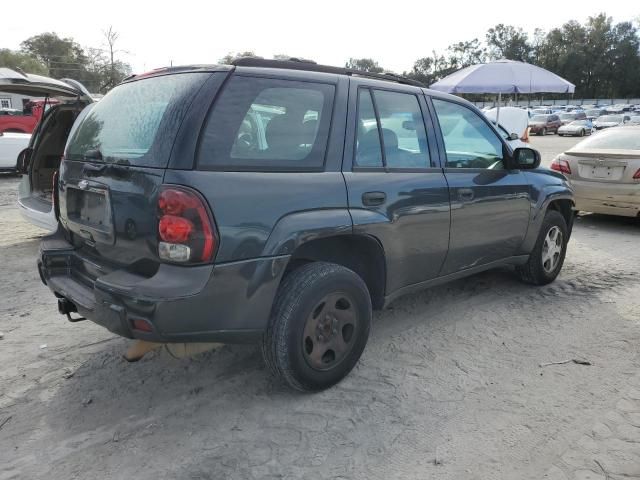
[362,191,386,206]
[458,188,474,202]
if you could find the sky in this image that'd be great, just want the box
[2,0,638,75]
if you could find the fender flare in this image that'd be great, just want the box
[521,186,574,252]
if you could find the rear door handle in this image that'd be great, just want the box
[458,188,474,202]
[362,191,386,206]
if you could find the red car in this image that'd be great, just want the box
[0,99,60,134]
[528,114,561,136]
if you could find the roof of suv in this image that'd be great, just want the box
[119,58,474,108]
[123,57,425,87]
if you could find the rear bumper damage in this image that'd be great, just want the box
[572,180,640,217]
[38,230,289,343]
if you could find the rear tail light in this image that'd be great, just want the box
[157,185,217,263]
[633,168,640,180]
[550,158,571,175]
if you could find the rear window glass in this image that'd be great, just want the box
[66,73,209,167]
[197,76,335,170]
[575,129,640,150]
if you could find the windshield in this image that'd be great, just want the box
[597,115,622,123]
[66,72,210,167]
[559,113,576,120]
[531,115,547,122]
[586,109,602,116]
[574,129,640,150]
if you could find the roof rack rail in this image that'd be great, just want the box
[230,57,425,88]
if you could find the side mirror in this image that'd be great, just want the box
[17,147,33,174]
[508,132,519,141]
[513,147,541,170]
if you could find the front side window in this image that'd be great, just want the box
[198,76,334,170]
[432,99,505,169]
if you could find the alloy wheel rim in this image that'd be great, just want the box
[302,292,358,371]
[542,226,563,273]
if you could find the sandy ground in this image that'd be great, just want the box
[1,135,639,480]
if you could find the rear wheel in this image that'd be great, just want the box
[541,128,547,136]
[516,210,568,285]
[262,262,372,392]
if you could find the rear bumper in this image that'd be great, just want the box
[38,231,289,343]
[572,179,640,217]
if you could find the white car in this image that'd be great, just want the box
[0,68,94,231]
[0,132,31,172]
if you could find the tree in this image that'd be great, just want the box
[101,26,130,91]
[446,38,486,68]
[18,31,131,93]
[0,49,48,75]
[218,51,257,64]
[485,24,532,61]
[345,58,384,73]
[20,32,88,79]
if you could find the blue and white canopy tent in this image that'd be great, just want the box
[429,59,575,123]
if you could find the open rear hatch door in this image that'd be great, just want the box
[0,68,93,101]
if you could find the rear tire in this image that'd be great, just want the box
[262,262,372,392]
[541,128,547,136]
[516,210,568,285]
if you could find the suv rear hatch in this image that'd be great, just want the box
[57,71,214,279]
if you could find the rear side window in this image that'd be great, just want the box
[355,90,383,167]
[354,88,430,169]
[197,76,335,170]
[66,73,210,167]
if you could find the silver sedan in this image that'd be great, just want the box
[557,120,593,137]
[551,126,640,217]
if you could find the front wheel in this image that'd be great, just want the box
[516,210,568,285]
[262,262,372,392]
[579,129,585,137]
[540,128,547,136]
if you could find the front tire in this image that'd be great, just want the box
[579,129,585,137]
[262,262,372,392]
[540,128,547,136]
[516,210,568,285]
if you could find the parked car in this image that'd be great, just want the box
[0,68,94,231]
[0,99,60,134]
[0,131,31,172]
[552,126,640,217]
[529,114,561,135]
[585,108,606,120]
[532,108,553,115]
[593,114,630,130]
[559,111,587,125]
[557,120,593,137]
[32,59,574,391]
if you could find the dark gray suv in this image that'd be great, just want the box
[36,58,574,391]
